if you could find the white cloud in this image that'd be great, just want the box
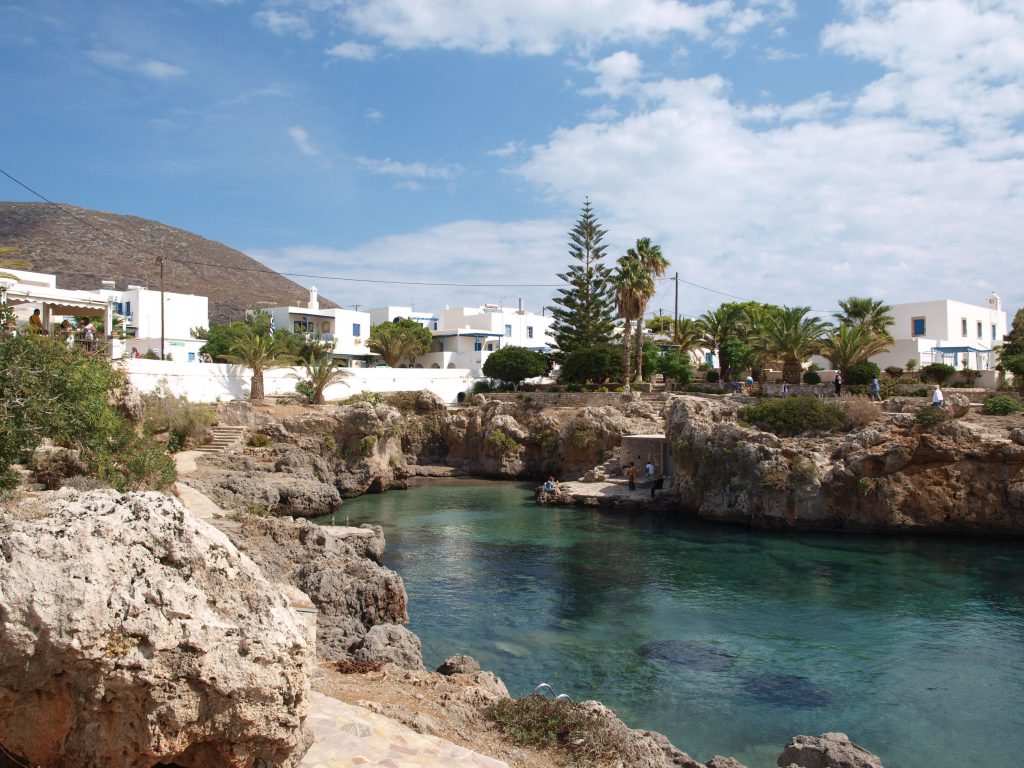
[325,40,378,60]
[487,140,523,158]
[365,107,384,122]
[87,49,185,79]
[287,125,319,156]
[356,156,462,180]
[584,51,644,98]
[247,219,566,311]
[254,9,314,40]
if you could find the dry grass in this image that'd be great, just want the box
[837,397,882,429]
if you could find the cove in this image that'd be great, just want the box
[316,479,1024,768]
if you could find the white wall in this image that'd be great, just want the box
[122,359,483,403]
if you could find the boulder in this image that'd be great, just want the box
[946,392,970,418]
[777,732,883,768]
[436,654,482,675]
[0,489,313,768]
[351,624,424,670]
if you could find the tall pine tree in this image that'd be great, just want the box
[548,199,618,357]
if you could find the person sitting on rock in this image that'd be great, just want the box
[543,476,560,493]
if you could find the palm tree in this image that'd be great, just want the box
[628,238,668,382]
[671,317,706,363]
[367,322,424,367]
[296,354,351,404]
[0,246,30,281]
[223,329,297,400]
[699,304,743,372]
[835,296,895,342]
[819,324,891,378]
[759,307,831,385]
[613,254,652,390]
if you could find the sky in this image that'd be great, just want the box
[1,0,1022,322]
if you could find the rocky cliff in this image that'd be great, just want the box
[0,489,313,768]
[666,395,1024,534]
[187,392,666,515]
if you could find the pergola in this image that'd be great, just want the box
[0,279,114,343]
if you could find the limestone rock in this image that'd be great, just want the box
[705,757,749,768]
[0,489,313,768]
[947,392,971,418]
[777,732,883,768]
[352,623,424,670]
[436,654,482,675]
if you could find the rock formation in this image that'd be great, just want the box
[666,395,1024,534]
[777,732,884,768]
[0,489,313,768]
[219,514,420,666]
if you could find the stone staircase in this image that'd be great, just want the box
[196,425,247,455]
[10,464,45,492]
[579,447,624,482]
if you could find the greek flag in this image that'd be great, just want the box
[269,312,276,334]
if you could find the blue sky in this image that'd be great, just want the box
[2,0,1022,322]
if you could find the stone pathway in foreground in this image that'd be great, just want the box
[300,691,509,768]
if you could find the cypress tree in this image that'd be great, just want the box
[548,199,617,357]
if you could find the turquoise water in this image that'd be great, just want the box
[317,480,1024,768]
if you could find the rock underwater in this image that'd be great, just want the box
[0,489,313,768]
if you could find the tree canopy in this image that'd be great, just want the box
[548,199,618,357]
[367,318,432,367]
[482,346,548,388]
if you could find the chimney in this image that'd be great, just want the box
[518,297,524,314]
[309,286,319,310]
[101,279,116,291]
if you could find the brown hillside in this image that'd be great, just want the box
[0,201,336,325]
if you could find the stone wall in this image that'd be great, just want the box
[483,391,670,408]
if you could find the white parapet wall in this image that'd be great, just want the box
[120,359,483,403]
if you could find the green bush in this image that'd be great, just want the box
[359,435,378,455]
[143,390,216,453]
[486,429,519,455]
[0,334,175,492]
[802,369,821,385]
[845,361,881,385]
[738,396,848,436]
[922,363,956,384]
[981,395,1024,415]
[248,433,271,447]
[915,406,950,428]
[487,695,625,766]
[560,344,622,385]
[884,366,904,378]
[705,370,720,383]
[472,380,492,395]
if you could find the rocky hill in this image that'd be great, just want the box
[0,201,337,324]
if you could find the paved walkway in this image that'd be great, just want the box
[300,692,509,768]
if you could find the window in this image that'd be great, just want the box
[961,318,968,336]
[912,317,926,336]
[124,301,131,318]
[486,343,494,351]
[527,326,534,338]
[504,324,512,336]
[474,341,482,351]
[352,323,361,337]
[977,321,983,339]
[293,320,313,333]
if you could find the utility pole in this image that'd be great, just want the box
[159,254,166,361]
[673,272,679,341]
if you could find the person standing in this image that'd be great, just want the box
[644,461,655,481]
[870,377,881,401]
[781,380,790,397]
[932,385,944,409]
[834,372,843,397]
[626,462,637,491]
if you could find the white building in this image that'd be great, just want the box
[264,287,374,366]
[0,268,207,361]
[367,301,555,374]
[871,294,1007,372]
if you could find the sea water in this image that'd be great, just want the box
[315,480,1024,768]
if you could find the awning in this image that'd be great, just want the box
[2,285,110,316]
[931,345,992,354]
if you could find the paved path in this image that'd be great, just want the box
[300,692,509,768]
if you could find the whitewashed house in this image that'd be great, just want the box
[870,294,1007,374]
[264,287,374,367]
[367,306,440,331]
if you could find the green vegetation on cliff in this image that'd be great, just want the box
[738,396,848,436]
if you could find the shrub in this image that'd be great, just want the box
[802,369,821,385]
[472,380,492,395]
[845,361,882,385]
[906,359,918,372]
[959,366,981,387]
[838,397,882,429]
[560,344,622,385]
[884,366,903,378]
[705,370,721,383]
[486,429,519,455]
[248,433,271,447]
[143,390,216,453]
[981,395,1024,415]
[482,346,548,388]
[567,423,598,448]
[487,695,625,766]
[359,435,378,455]
[922,363,956,384]
[738,396,848,436]
[914,406,950,428]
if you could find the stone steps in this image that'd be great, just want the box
[196,425,247,455]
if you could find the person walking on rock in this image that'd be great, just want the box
[932,385,945,409]
[834,372,842,397]
[870,377,881,402]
